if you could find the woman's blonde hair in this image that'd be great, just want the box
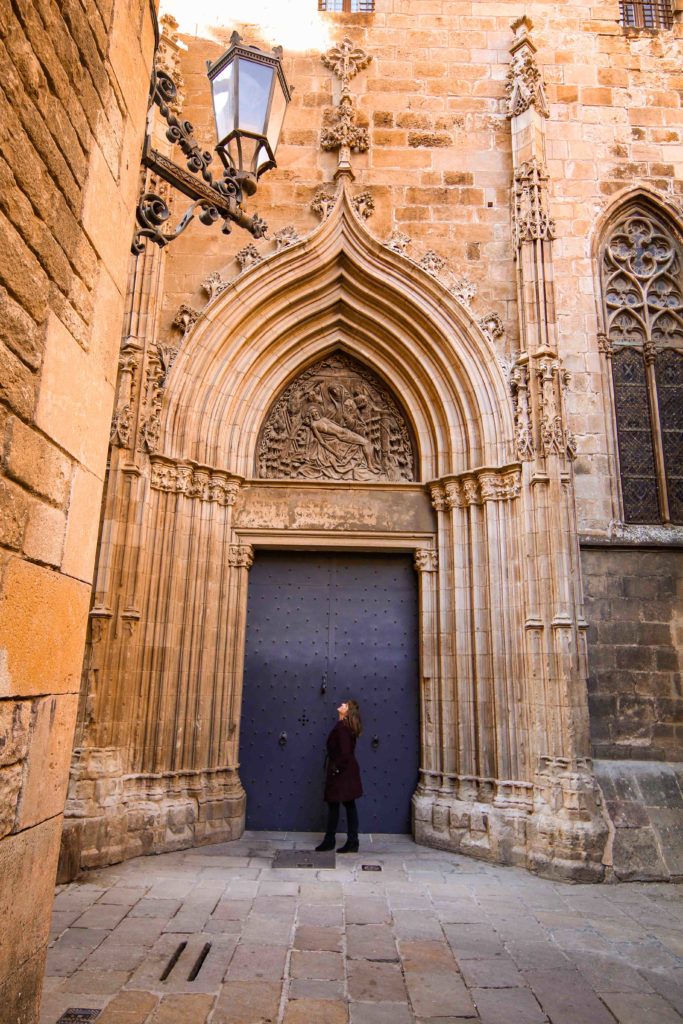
[346,699,362,737]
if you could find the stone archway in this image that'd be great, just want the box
[60,184,608,884]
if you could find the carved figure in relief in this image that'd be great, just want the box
[257,353,414,482]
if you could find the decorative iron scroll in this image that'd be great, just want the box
[256,352,415,482]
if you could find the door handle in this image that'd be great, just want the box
[279,731,288,748]
[371,735,379,750]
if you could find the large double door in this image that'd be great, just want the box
[239,551,420,833]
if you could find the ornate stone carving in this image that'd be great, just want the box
[138,343,178,455]
[537,360,576,461]
[236,244,262,271]
[321,38,372,88]
[311,187,338,221]
[414,548,438,573]
[228,544,254,570]
[173,303,201,335]
[158,15,185,115]
[150,457,240,506]
[509,364,534,461]
[110,349,138,449]
[478,312,505,345]
[420,250,446,276]
[433,467,523,509]
[386,230,411,254]
[352,191,375,220]
[257,352,415,483]
[320,38,372,174]
[506,17,549,120]
[272,225,300,251]
[512,158,556,248]
[450,275,477,308]
[202,270,229,301]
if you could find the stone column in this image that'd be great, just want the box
[506,17,607,880]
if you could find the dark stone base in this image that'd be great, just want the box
[595,759,683,881]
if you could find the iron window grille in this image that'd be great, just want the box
[318,0,376,11]
[619,0,674,28]
[601,206,683,524]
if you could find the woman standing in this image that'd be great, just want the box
[315,700,363,853]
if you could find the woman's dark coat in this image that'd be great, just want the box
[324,720,362,802]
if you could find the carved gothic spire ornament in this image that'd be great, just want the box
[512,158,556,248]
[506,16,549,119]
[320,38,372,178]
[257,351,415,483]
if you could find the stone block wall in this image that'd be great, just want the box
[157,1,682,540]
[582,547,683,761]
[0,0,154,1019]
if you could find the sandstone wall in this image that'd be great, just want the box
[582,547,683,761]
[0,0,155,1018]
[159,1,681,540]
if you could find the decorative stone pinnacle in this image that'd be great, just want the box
[506,19,548,119]
[320,38,372,178]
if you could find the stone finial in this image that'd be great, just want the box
[272,225,300,251]
[352,191,375,220]
[506,18,548,119]
[235,244,262,272]
[450,275,477,309]
[202,271,229,301]
[311,187,338,221]
[386,230,411,254]
[420,250,446,276]
[172,304,200,335]
[320,38,372,178]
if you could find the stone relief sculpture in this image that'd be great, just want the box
[257,352,415,482]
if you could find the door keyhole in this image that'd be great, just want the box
[279,731,288,747]
[372,735,380,750]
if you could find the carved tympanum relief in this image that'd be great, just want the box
[256,352,415,482]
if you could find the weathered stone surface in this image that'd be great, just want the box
[212,980,282,1023]
[0,761,22,837]
[0,699,31,766]
[0,556,90,697]
[97,990,159,1024]
[283,999,348,1024]
[5,415,71,506]
[22,495,66,566]
[0,816,62,983]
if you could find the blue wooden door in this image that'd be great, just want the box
[239,551,419,833]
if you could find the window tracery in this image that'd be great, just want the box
[601,206,683,524]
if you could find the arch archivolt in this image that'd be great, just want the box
[66,183,606,884]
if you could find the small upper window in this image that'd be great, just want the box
[318,0,375,11]
[619,0,674,28]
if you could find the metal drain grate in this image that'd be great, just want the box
[188,942,212,981]
[272,849,336,869]
[56,1011,101,1024]
[362,864,382,872]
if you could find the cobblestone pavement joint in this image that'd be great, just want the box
[41,833,683,1024]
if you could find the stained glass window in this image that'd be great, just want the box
[601,207,683,524]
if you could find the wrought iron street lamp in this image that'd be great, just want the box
[132,30,291,254]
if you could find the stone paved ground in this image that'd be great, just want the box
[41,833,683,1024]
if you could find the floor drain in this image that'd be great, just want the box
[188,942,212,981]
[56,1012,101,1023]
[160,941,187,981]
[362,864,382,872]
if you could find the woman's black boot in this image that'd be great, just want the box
[315,836,336,852]
[336,839,359,853]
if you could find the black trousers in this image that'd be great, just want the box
[324,800,359,843]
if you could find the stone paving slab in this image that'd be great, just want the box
[40,832,683,1024]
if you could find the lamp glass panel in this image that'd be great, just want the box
[237,58,274,135]
[266,76,288,153]
[211,60,235,143]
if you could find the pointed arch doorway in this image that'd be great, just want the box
[239,549,420,833]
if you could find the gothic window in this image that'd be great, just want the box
[619,0,674,28]
[318,0,375,11]
[601,207,683,523]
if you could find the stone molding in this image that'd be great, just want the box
[228,544,254,570]
[430,466,522,510]
[150,456,241,505]
[320,38,372,176]
[512,158,556,248]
